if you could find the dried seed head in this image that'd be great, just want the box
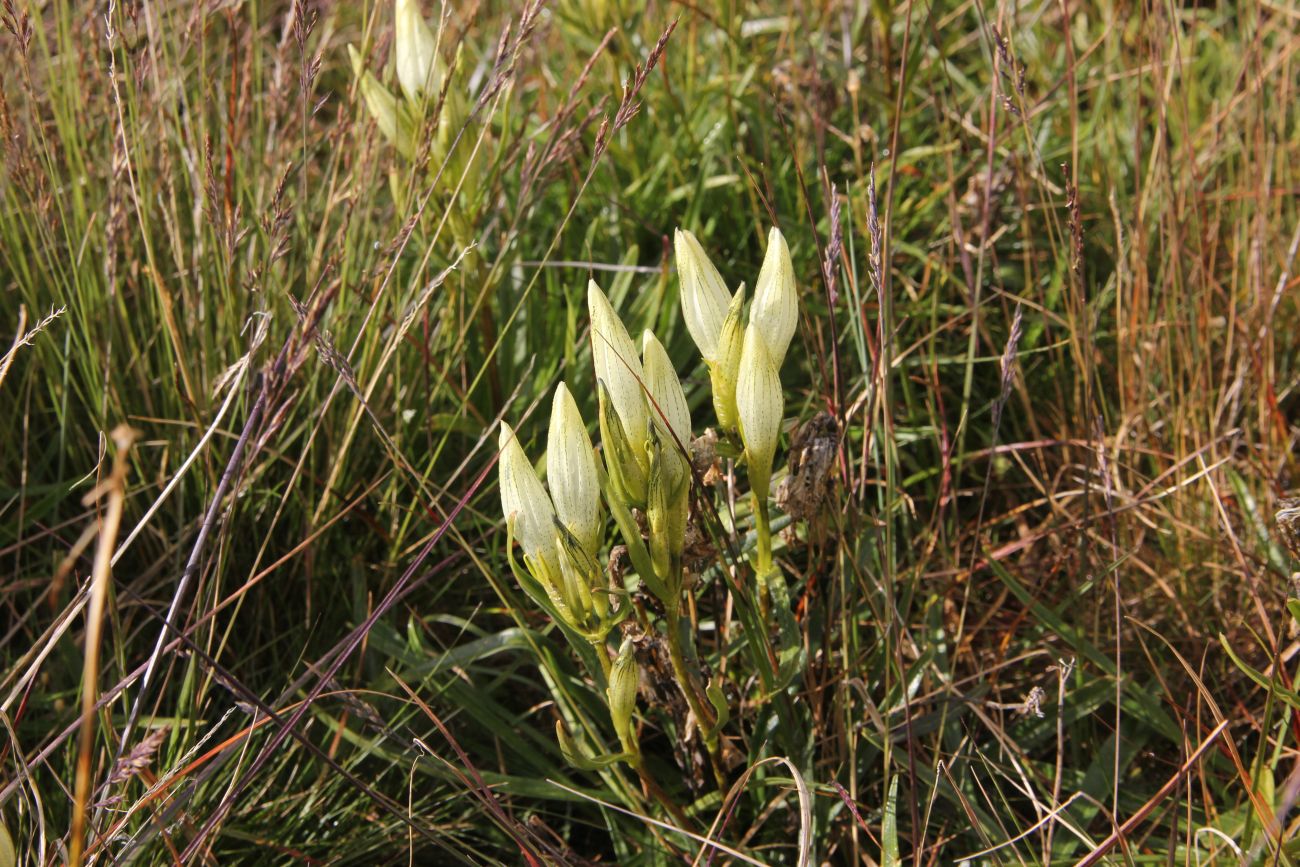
[1278,499,1300,561]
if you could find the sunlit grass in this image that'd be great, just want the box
[1,0,1298,863]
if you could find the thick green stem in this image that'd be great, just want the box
[606,676,692,828]
[664,605,714,733]
[753,491,774,619]
[748,492,808,764]
[591,637,613,683]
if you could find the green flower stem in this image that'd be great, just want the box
[591,637,613,683]
[604,693,692,829]
[604,461,728,786]
[747,491,808,763]
[615,722,641,767]
[753,491,774,620]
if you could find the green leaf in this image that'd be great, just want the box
[882,775,900,867]
[555,721,633,771]
[764,563,808,695]
[1219,633,1300,709]
[1226,467,1294,577]
[705,677,730,733]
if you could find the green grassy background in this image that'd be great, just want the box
[2,0,1298,862]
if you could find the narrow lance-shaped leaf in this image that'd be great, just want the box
[646,428,688,586]
[597,380,648,508]
[347,45,416,160]
[555,721,631,770]
[554,532,595,627]
[640,331,691,587]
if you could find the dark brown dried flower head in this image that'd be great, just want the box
[1278,498,1300,562]
[775,411,838,522]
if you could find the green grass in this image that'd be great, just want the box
[2,0,1298,863]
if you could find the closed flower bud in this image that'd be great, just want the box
[348,45,416,159]
[568,533,609,620]
[606,638,640,752]
[675,229,733,361]
[588,282,650,469]
[736,326,783,501]
[709,284,746,432]
[598,381,648,508]
[547,383,602,558]
[498,423,559,582]
[646,430,689,581]
[395,0,439,101]
[750,227,797,367]
[640,330,691,453]
[555,532,595,626]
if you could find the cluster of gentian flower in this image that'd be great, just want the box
[498,228,797,772]
[348,0,478,207]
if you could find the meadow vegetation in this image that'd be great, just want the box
[1,0,1299,863]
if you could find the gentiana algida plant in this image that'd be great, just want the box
[348,0,481,233]
[498,228,814,808]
